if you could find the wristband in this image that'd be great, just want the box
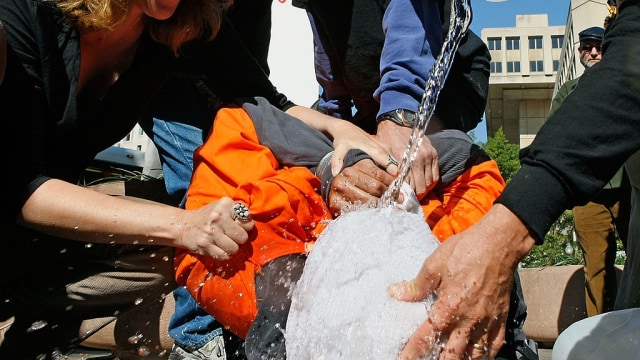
[375,109,417,127]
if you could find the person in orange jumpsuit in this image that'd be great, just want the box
[174,96,504,359]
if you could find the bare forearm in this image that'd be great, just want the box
[285,105,335,135]
[474,203,537,269]
[18,179,186,248]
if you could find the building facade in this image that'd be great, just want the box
[483,0,609,148]
[482,14,565,148]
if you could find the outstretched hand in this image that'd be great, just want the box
[388,205,536,360]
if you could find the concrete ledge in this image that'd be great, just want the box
[519,265,587,347]
[87,178,177,206]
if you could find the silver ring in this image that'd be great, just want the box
[386,154,399,168]
[472,343,488,352]
[232,202,251,222]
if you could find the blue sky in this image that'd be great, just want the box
[469,0,570,143]
[471,0,570,34]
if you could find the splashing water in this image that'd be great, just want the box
[26,320,47,333]
[137,345,151,357]
[286,203,441,359]
[128,333,143,345]
[380,0,472,207]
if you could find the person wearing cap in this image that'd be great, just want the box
[548,25,631,317]
[548,27,606,115]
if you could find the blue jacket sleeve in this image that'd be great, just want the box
[374,0,443,116]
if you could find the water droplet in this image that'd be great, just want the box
[564,242,574,255]
[85,243,93,248]
[128,333,143,344]
[27,320,47,333]
[134,298,144,305]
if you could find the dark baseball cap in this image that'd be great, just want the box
[579,27,605,42]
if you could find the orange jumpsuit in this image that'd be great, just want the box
[175,100,505,338]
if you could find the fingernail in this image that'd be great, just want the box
[388,282,405,298]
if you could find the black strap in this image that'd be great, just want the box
[0,21,6,86]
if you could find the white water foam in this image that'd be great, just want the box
[285,194,440,359]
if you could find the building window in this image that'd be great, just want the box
[553,60,560,71]
[490,61,503,73]
[506,37,520,50]
[124,133,131,142]
[137,145,142,151]
[528,36,543,49]
[138,127,145,136]
[488,37,502,51]
[551,35,564,49]
[529,60,544,72]
[507,61,521,73]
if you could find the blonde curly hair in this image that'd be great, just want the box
[56,0,233,54]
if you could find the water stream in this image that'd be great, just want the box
[380,0,472,207]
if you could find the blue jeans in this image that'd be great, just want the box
[168,286,223,350]
[139,78,221,349]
